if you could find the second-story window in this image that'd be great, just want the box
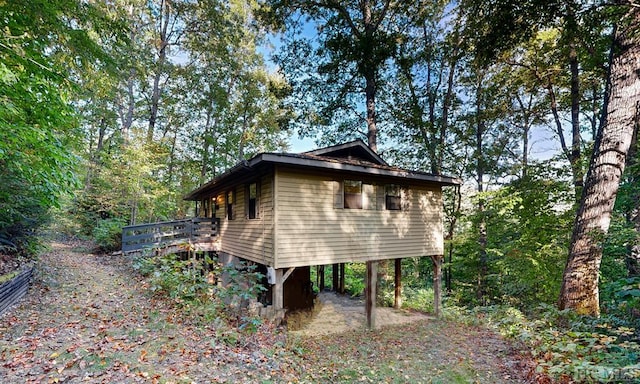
[385,184,402,210]
[344,180,363,209]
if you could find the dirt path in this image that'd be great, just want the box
[0,241,297,383]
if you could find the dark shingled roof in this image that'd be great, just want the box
[184,140,460,200]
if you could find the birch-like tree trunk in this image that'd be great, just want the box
[147,0,171,143]
[559,7,640,316]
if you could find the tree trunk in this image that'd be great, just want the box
[147,0,172,144]
[431,255,442,317]
[121,67,136,145]
[365,260,377,329]
[477,197,487,305]
[559,8,640,316]
[569,46,583,198]
[361,0,377,152]
[200,107,213,183]
[444,185,461,293]
[475,79,487,304]
[394,258,402,309]
[438,52,457,175]
[568,8,584,201]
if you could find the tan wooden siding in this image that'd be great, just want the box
[215,174,274,265]
[274,169,443,269]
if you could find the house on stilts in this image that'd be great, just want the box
[122,140,460,325]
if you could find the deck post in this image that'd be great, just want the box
[365,260,377,329]
[273,268,284,313]
[430,255,443,317]
[332,263,339,291]
[339,263,345,294]
[318,265,325,291]
[394,258,402,309]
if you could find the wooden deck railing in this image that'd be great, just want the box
[122,217,220,254]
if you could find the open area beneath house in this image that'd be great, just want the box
[288,291,433,336]
[0,240,534,383]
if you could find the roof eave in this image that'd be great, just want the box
[184,151,461,201]
[304,139,389,166]
[183,161,251,200]
[260,153,460,186]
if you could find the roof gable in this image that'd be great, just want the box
[184,140,460,201]
[304,139,388,166]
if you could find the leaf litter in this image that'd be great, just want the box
[1,240,537,383]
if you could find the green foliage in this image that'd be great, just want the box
[134,252,223,313]
[310,263,367,297]
[133,252,265,333]
[92,218,127,252]
[459,0,561,65]
[445,303,640,382]
[262,0,418,146]
[69,0,290,239]
[601,213,635,285]
[399,287,435,314]
[601,277,640,320]
[0,0,113,256]
[344,263,366,297]
[452,169,573,307]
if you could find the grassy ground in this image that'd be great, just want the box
[0,241,535,383]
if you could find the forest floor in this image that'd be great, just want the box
[0,240,538,383]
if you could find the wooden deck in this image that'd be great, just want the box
[121,217,220,255]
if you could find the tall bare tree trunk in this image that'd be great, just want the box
[120,67,136,145]
[567,8,584,201]
[514,93,533,178]
[200,107,213,183]
[559,7,640,316]
[361,0,377,152]
[444,185,461,293]
[569,48,583,197]
[475,76,488,304]
[438,53,457,174]
[148,0,173,144]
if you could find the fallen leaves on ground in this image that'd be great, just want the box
[0,240,298,383]
[291,319,537,383]
[0,239,537,383]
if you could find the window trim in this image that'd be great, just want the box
[226,190,234,220]
[385,184,402,211]
[246,181,259,219]
[344,180,363,209]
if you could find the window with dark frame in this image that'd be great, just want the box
[226,190,234,220]
[248,182,258,219]
[214,195,221,212]
[385,184,401,210]
[344,180,363,209]
[201,198,209,218]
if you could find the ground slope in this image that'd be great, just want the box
[0,241,535,383]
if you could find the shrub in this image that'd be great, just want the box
[133,252,265,333]
[443,303,640,382]
[93,218,127,252]
[344,263,365,297]
[601,277,640,320]
[400,287,435,313]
